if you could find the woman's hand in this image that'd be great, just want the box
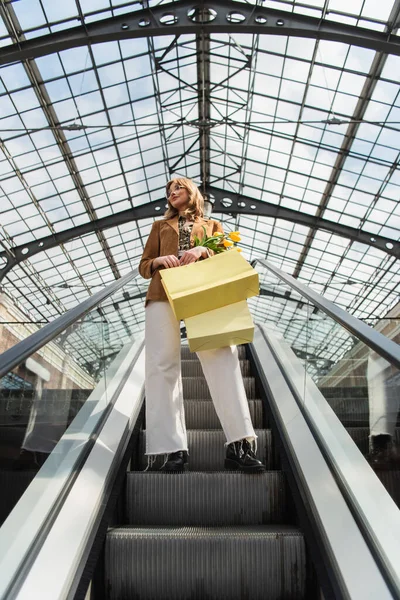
[179,247,207,265]
[153,255,180,269]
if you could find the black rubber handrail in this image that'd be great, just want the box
[0,268,139,379]
[253,258,400,370]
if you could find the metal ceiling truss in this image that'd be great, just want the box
[291,0,400,281]
[1,0,399,324]
[2,0,400,66]
[227,25,259,192]
[197,30,211,201]
[1,186,398,282]
[148,31,189,180]
[0,1,122,291]
[207,187,399,259]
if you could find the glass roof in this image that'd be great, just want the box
[0,0,399,363]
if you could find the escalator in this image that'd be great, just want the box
[104,343,309,599]
[0,259,399,600]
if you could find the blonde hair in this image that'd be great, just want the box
[164,177,204,221]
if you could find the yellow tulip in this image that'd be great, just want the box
[223,239,234,247]
[214,232,224,237]
[229,232,241,242]
[236,248,242,252]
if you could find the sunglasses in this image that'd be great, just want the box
[166,185,186,199]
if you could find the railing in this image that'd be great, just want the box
[0,268,139,379]
[253,258,400,369]
[0,268,144,599]
[252,257,400,596]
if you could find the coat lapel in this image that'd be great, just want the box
[165,216,211,244]
[165,215,179,235]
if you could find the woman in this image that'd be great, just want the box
[139,177,265,473]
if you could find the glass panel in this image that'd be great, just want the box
[0,274,143,525]
[252,264,400,507]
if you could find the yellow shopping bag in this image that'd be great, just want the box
[160,249,259,320]
[185,301,254,352]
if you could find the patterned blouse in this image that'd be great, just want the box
[178,216,194,256]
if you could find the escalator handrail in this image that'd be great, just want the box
[0,268,139,378]
[251,325,398,599]
[253,258,400,369]
[0,336,145,600]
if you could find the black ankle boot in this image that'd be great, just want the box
[225,439,265,473]
[366,435,398,470]
[160,451,187,472]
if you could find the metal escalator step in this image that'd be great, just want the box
[184,399,263,429]
[125,471,287,526]
[335,405,400,427]
[0,395,88,424]
[374,470,400,508]
[138,429,278,471]
[345,427,370,454]
[0,470,37,526]
[181,345,247,360]
[346,427,400,455]
[181,359,251,377]
[319,390,400,427]
[320,386,368,399]
[183,376,256,399]
[345,427,400,507]
[325,397,369,427]
[105,525,306,600]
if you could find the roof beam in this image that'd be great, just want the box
[207,186,399,259]
[197,30,211,201]
[1,187,398,282]
[0,201,161,282]
[2,0,400,66]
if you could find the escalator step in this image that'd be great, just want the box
[0,470,37,526]
[180,345,247,360]
[105,525,306,600]
[181,359,251,377]
[320,386,368,399]
[125,471,287,526]
[345,427,400,507]
[0,396,88,423]
[326,397,369,426]
[375,470,400,508]
[0,389,91,403]
[138,429,278,471]
[183,376,256,399]
[320,392,400,427]
[346,427,400,454]
[184,399,263,429]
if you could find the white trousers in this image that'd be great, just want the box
[367,353,399,440]
[145,301,256,455]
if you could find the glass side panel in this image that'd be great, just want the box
[0,275,143,526]
[252,265,400,508]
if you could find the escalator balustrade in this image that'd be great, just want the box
[0,388,91,525]
[320,384,400,507]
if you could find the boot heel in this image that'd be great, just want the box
[224,458,240,470]
[225,439,266,472]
